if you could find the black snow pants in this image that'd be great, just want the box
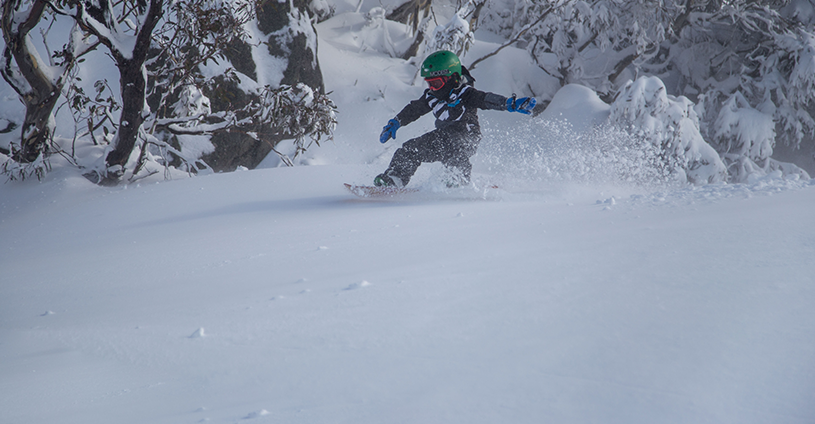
[385,127,481,186]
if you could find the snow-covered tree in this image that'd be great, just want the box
[478,0,815,181]
[5,0,337,184]
[479,0,673,94]
[1,0,96,178]
[170,0,335,173]
[59,0,163,185]
[680,1,815,180]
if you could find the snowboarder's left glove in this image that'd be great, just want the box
[380,118,401,143]
[507,96,537,114]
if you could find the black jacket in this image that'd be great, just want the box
[395,80,507,135]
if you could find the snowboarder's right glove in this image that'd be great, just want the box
[380,118,400,143]
[507,96,537,115]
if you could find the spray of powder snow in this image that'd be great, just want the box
[475,117,678,192]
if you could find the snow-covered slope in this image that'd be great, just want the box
[2,162,815,424]
[2,8,815,424]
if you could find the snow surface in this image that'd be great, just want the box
[3,7,815,424]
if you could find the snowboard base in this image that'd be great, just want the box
[344,183,420,198]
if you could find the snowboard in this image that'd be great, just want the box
[344,183,420,198]
[344,182,499,198]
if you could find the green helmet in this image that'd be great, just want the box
[421,50,462,78]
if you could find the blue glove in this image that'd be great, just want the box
[380,118,400,143]
[507,96,537,114]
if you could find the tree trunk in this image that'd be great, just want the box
[17,90,60,162]
[87,0,163,185]
[1,0,61,163]
[101,57,147,181]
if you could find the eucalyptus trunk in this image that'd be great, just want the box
[1,0,62,163]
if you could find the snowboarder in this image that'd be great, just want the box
[374,50,537,187]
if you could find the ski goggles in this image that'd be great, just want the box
[425,76,449,91]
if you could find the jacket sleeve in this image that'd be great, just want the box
[467,89,508,111]
[395,92,433,126]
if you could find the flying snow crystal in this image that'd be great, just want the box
[189,328,205,338]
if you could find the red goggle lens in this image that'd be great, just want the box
[425,76,448,90]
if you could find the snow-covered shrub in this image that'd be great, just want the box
[0,151,49,181]
[142,81,336,175]
[363,7,398,57]
[309,0,334,22]
[426,2,475,58]
[767,158,810,181]
[706,90,811,182]
[172,85,212,119]
[711,92,775,182]
[609,77,727,185]
[759,27,815,163]
[152,84,216,176]
[250,83,337,164]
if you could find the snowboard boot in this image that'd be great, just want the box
[374,173,404,187]
[441,167,470,188]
